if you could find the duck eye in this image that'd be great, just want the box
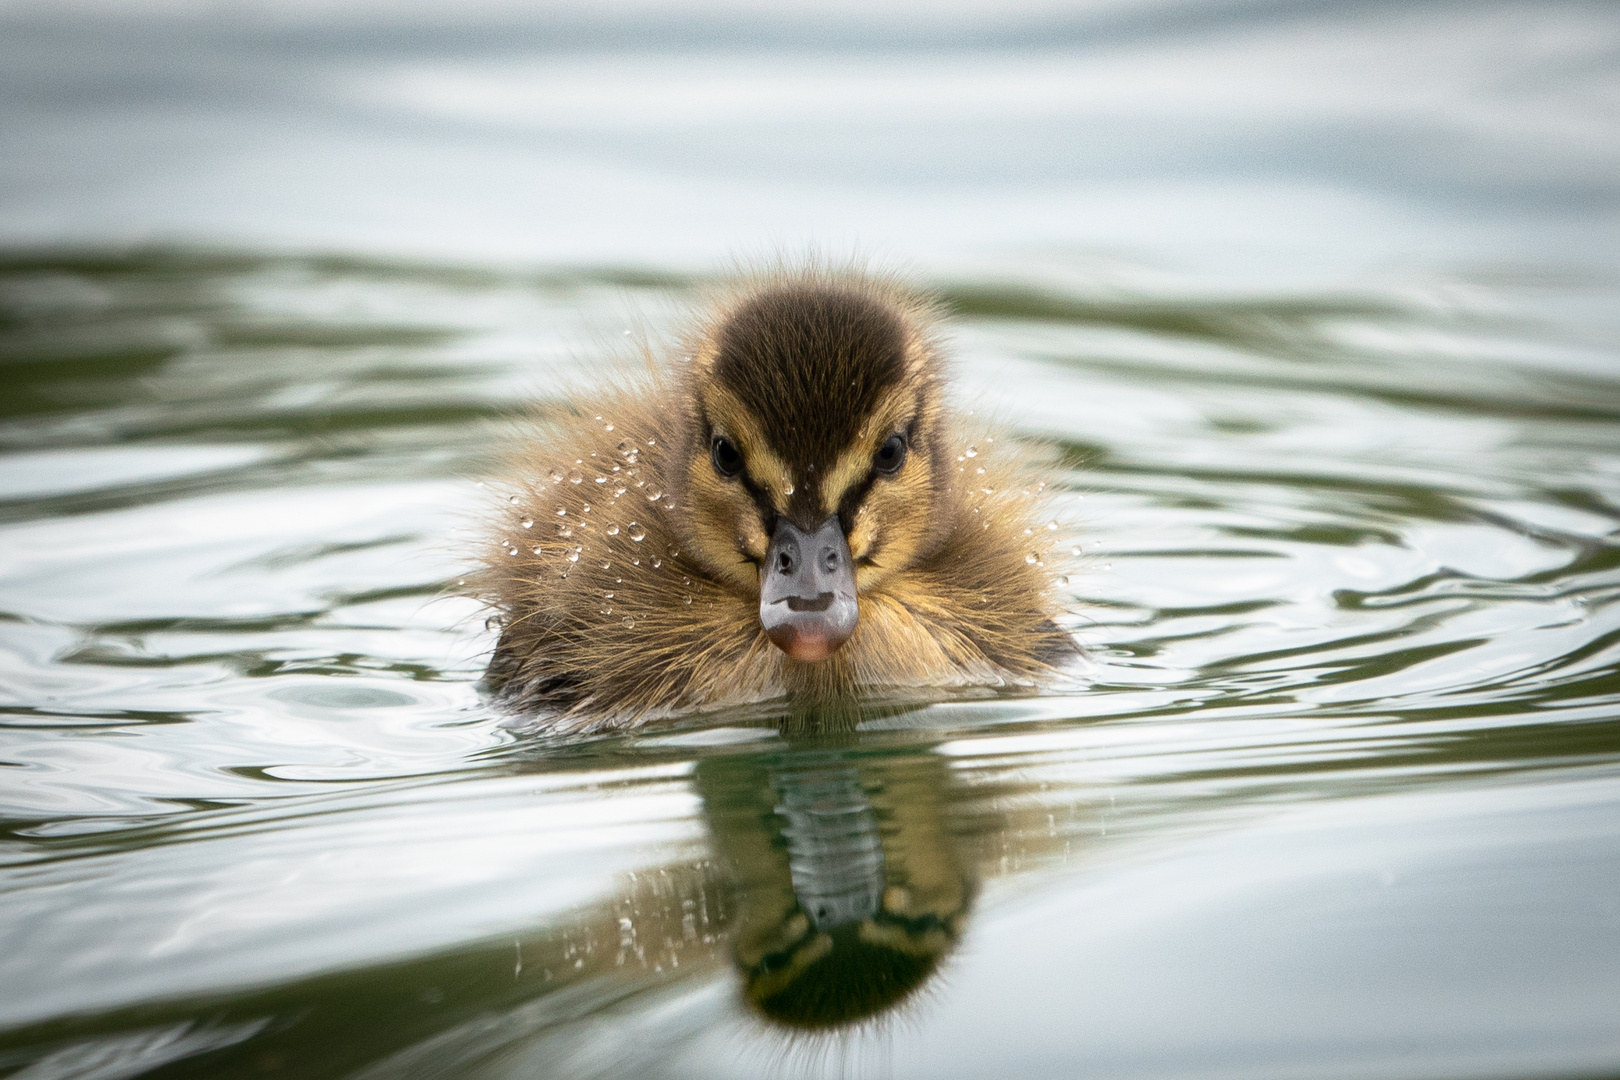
[711,435,744,477]
[875,434,907,474]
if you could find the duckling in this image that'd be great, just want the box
[478,266,1077,731]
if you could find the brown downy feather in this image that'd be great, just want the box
[475,265,1077,733]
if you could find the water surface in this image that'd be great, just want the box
[3,1,1620,1077]
[2,246,1617,1079]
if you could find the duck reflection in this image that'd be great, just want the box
[698,729,975,1029]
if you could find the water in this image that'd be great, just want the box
[3,3,1620,1079]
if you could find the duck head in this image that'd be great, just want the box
[673,278,953,662]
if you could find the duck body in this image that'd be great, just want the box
[479,267,1077,732]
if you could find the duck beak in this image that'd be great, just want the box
[760,516,859,662]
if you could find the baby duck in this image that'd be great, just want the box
[479,267,1076,731]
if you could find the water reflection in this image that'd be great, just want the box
[485,710,980,1039]
[0,714,982,1076]
[701,730,973,1030]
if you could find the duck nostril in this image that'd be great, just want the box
[777,551,795,575]
[822,548,839,573]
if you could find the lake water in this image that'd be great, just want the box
[2,3,1619,1079]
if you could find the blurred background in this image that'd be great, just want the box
[3,0,1616,280]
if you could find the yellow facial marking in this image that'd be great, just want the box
[703,383,793,516]
[855,464,939,592]
[736,512,769,563]
[820,391,918,517]
[848,409,947,591]
[847,503,877,562]
[678,458,761,594]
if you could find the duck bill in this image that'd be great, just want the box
[760,516,859,662]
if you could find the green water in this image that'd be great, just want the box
[1,247,1618,1079]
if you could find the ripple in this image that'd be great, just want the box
[0,250,1617,1075]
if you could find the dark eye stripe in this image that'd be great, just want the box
[703,424,779,539]
[837,432,914,526]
